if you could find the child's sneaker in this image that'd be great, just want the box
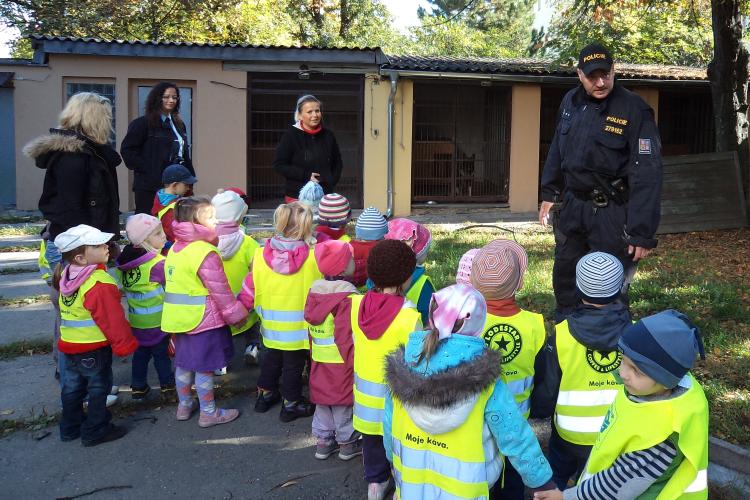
[131,385,151,400]
[160,384,178,404]
[198,408,240,428]
[279,398,315,423]
[83,394,118,409]
[314,440,339,460]
[338,439,363,461]
[367,478,393,500]
[110,385,119,395]
[214,367,227,376]
[254,389,281,413]
[244,344,259,365]
[176,399,198,421]
[81,424,127,447]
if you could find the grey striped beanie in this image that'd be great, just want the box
[355,206,388,241]
[575,252,624,304]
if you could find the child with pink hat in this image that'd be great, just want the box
[303,240,362,462]
[384,218,435,325]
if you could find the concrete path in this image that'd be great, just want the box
[0,302,54,346]
[0,251,38,272]
[0,234,41,249]
[0,271,48,299]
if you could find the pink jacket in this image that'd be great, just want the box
[172,222,248,333]
[239,236,311,310]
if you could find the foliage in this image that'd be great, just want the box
[537,0,713,66]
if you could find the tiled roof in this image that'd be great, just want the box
[384,55,707,81]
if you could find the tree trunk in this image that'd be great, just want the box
[708,0,750,207]
[340,0,350,39]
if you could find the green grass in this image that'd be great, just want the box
[426,225,750,446]
[0,244,40,253]
[0,224,42,237]
[0,339,52,361]
[0,294,49,308]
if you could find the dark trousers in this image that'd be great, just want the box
[547,425,592,490]
[489,457,524,500]
[59,346,113,442]
[257,347,307,402]
[131,336,174,389]
[552,194,637,322]
[362,433,391,483]
[134,189,156,215]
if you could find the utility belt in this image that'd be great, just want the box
[570,174,628,208]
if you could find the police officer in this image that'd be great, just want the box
[539,43,662,321]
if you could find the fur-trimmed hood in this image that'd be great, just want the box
[24,129,87,169]
[386,331,501,435]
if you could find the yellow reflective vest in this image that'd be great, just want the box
[351,295,421,435]
[162,241,218,333]
[581,374,709,499]
[156,200,176,221]
[220,235,260,335]
[38,239,51,281]
[59,269,115,344]
[554,320,622,445]
[482,310,546,418]
[309,311,345,364]
[253,247,322,351]
[391,385,499,499]
[116,254,165,330]
[405,272,433,311]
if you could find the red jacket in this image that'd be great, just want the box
[303,279,358,406]
[58,264,137,356]
[349,239,378,288]
[151,195,176,244]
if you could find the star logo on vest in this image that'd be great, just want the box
[61,290,78,307]
[586,349,622,373]
[121,267,142,288]
[166,265,175,281]
[483,323,522,363]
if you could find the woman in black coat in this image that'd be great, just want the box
[120,82,195,214]
[273,94,343,202]
[25,91,121,241]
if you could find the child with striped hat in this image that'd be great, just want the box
[315,193,352,243]
[349,206,389,290]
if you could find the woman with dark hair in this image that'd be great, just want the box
[273,94,343,203]
[121,82,195,213]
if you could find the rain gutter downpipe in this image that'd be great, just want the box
[385,70,398,218]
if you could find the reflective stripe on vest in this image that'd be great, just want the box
[309,312,345,364]
[351,294,421,435]
[161,241,216,333]
[405,273,433,310]
[582,374,709,499]
[253,247,322,351]
[482,310,546,419]
[554,320,622,445]
[391,384,496,499]
[221,235,261,335]
[157,201,176,220]
[38,240,51,280]
[117,254,165,329]
[59,269,115,344]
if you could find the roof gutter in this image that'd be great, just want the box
[385,70,398,218]
[382,69,708,86]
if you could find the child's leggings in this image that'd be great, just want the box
[175,367,216,414]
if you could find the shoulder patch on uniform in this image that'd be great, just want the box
[639,138,652,155]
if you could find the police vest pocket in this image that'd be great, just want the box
[560,118,572,134]
[595,133,627,150]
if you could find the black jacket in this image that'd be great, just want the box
[25,129,122,239]
[273,125,343,198]
[120,115,195,192]
[540,84,663,248]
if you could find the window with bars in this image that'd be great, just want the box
[65,82,116,146]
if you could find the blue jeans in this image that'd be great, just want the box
[45,239,62,270]
[59,346,113,442]
[547,425,591,489]
[131,336,174,389]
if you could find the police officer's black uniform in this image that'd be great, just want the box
[540,82,663,317]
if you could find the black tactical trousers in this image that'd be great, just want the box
[552,192,637,322]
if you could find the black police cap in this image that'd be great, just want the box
[578,43,613,75]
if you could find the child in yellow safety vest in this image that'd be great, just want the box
[53,224,138,446]
[115,213,175,403]
[349,206,388,290]
[239,202,323,422]
[161,197,249,428]
[314,193,352,243]
[151,164,196,253]
[303,240,362,462]
[383,218,435,325]
[531,252,631,489]
[469,239,547,500]
[352,239,422,500]
[383,284,559,500]
[211,189,261,374]
[535,310,708,500]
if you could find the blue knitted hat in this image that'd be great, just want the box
[355,206,388,241]
[575,252,624,304]
[618,310,705,389]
